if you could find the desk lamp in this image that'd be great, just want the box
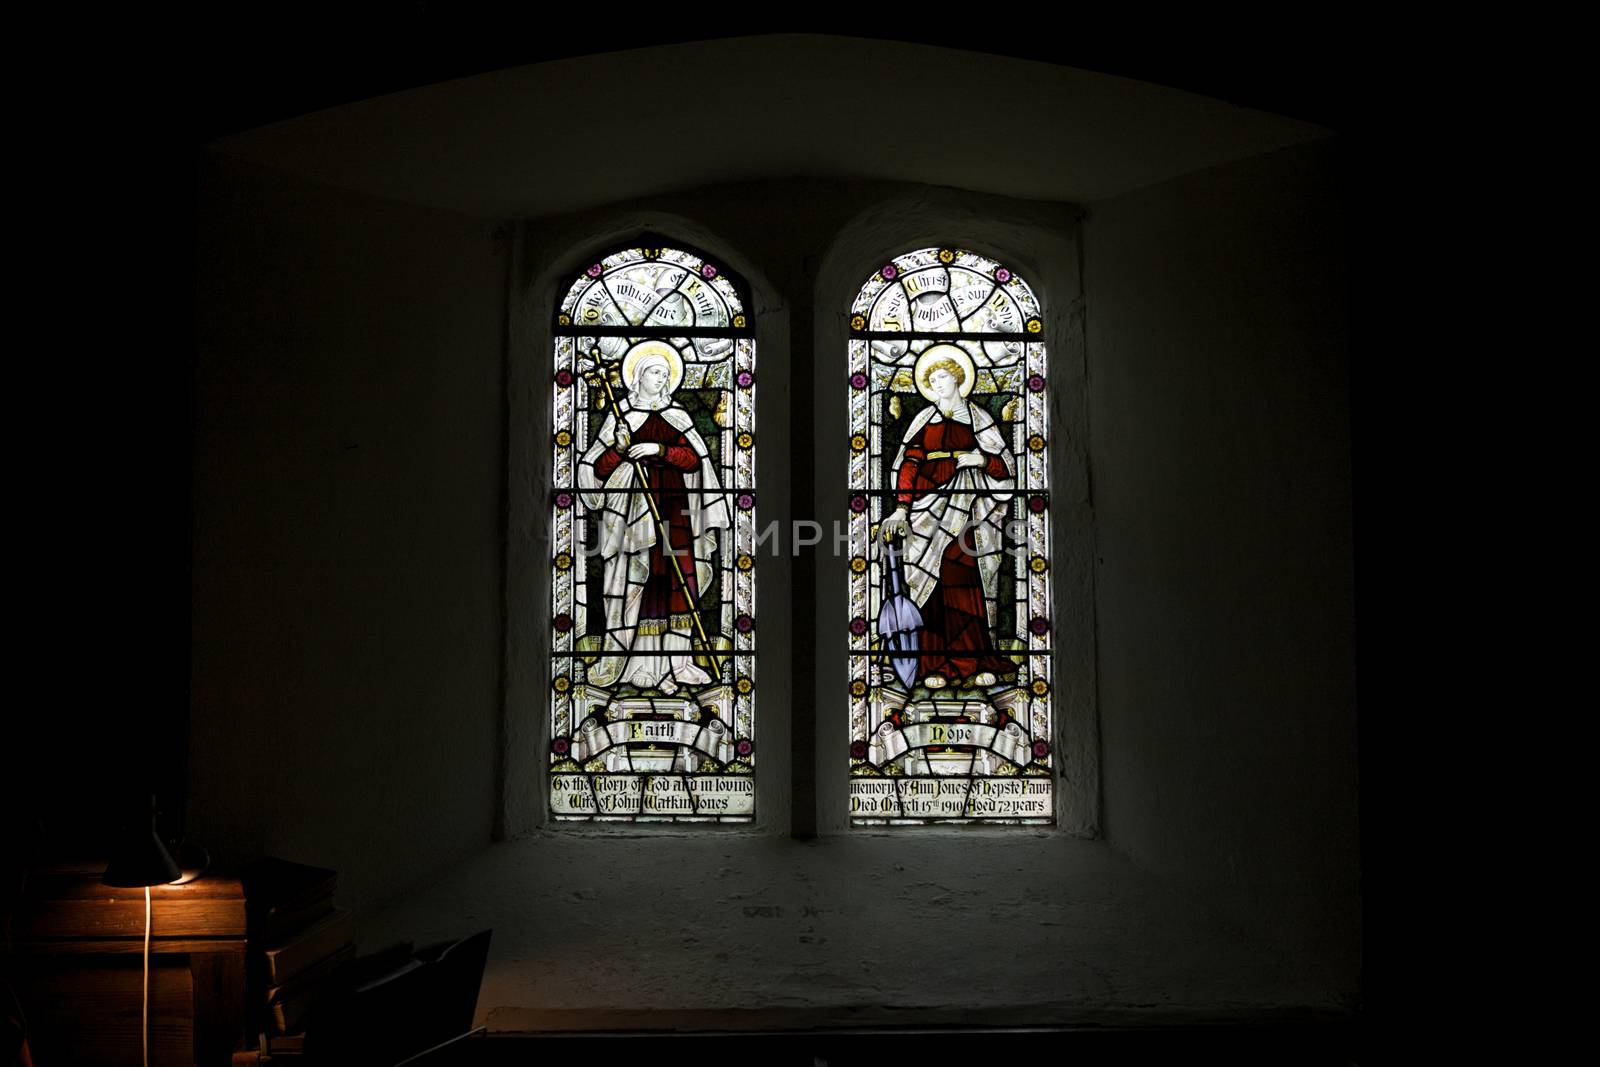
[102,798,180,1067]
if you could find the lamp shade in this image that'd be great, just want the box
[102,808,181,888]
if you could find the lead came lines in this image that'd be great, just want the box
[849,247,1054,826]
[551,246,757,824]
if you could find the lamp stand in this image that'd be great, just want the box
[143,884,151,1067]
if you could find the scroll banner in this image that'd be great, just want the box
[870,720,1034,767]
[850,775,1052,819]
[551,773,754,817]
[571,716,733,764]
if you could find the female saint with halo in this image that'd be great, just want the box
[879,344,1018,690]
[578,341,730,694]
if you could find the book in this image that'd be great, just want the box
[241,858,337,924]
[268,988,313,1035]
[264,944,355,1035]
[264,943,356,1005]
[327,940,414,991]
[262,1032,305,1055]
[261,908,353,986]
[301,932,489,1063]
[251,894,336,948]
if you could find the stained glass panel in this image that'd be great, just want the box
[848,248,1054,824]
[550,247,755,822]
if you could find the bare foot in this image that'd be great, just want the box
[673,662,712,687]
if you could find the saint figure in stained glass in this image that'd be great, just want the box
[878,346,1017,689]
[578,342,731,693]
[847,247,1053,824]
[550,243,756,822]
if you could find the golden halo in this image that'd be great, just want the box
[621,340,684,397]
[913,343,975,402]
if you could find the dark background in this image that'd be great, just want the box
[20,15,1375,840]
[12,20,1396,1055]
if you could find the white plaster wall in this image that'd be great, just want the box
[445,180,1258,1028]
[188,141,1358,1020]
[360,833,1343,1031]
[190,154,507,913]
[1085,140,1358,992]
[213,35,1328,219]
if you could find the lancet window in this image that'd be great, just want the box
[845,247,1054,824]
[548,245,758,822]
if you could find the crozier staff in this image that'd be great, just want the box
[578,343,730,693]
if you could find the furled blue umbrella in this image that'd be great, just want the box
[878,535,922,689]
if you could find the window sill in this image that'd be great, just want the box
[359,834,1350,1031]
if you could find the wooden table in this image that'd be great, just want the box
[15,871,247,1066]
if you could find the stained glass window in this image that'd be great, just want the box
[847,247,1053,824]
[548,246,756,822]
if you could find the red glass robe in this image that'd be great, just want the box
[594,412,703,620]
[896,416,1015,682]
[902,412,1011,681]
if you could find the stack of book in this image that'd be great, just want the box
[240,858,353,1046]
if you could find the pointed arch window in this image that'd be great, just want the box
[846,247,1054,824]
[548,245,757,822]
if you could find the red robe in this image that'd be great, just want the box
[896,417,1015,682]
[594,412,703,620]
